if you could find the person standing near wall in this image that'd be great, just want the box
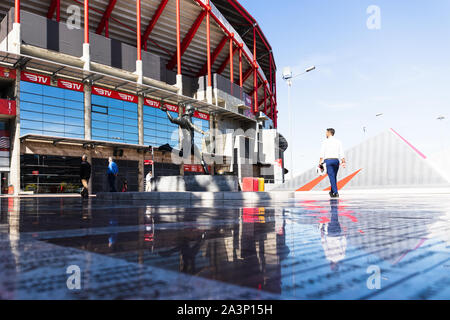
[107,157,119,192]
[80,154,91,199]
[145,171,153,192]
[319,128,346,198]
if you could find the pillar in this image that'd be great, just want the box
[209,114,215,175]
[136,0,143,84]
[84,83,92,140]
[82,0,90,71]
[138,152,144,192]
[10,67,21,195]
[178,105,184,176]
[138,95,144,145]
[83,81,92,193]
[206,1,213,104]
[175,0,183,94]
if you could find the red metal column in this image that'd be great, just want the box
[197,36,227,77]
[15,0,20,23]
[253,27,258,113]
[167,10,206,70]
[136,0,141,61]
[176,0,181,76]
[206,2,212,88]
[264,83,267,114]
[105,19,109,38]
[84,0,89,44]
[229,35,234,93]
[56,0,60,22]
[239,46,243,87]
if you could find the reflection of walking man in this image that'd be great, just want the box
[319,199,347,271]
[319,128,346,198]
[107,157,119,192]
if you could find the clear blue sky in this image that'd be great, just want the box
[241,0,450,176]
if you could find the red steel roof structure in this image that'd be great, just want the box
[0,0,278,126]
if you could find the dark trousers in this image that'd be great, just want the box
[325,159,340,194]
[108,174,117,192]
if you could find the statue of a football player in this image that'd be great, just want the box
[161,103,210,174]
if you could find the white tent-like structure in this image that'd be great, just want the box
[277,128,450,192]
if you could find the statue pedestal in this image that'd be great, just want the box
[152,175,238,192]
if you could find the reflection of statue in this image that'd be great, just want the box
[161,103,209,174]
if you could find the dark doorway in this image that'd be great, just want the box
[92,158,139,194]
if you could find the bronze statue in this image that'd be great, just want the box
[160,103,210,174]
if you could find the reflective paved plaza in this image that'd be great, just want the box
[0,193,449,299]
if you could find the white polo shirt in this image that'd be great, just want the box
[320,136,344,160]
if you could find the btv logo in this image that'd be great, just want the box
[23,72,49,85]
[94,87,112,97]
[60,80,82,91]
[118,93,135,102]
[145,99,160,108]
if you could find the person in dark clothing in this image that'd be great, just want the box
[80,154,91,199]
[121,179,128,192]
[107,157,119,192]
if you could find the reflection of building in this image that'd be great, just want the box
[0,0,281,194]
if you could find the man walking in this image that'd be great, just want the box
[107,157,119,192]
[319,128,346,198]
[80,154,91,199]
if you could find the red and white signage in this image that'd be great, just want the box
[0,68,16,79]
[144,160,154,166]
[57,79,84,92]
[92,86,137,103]
[144,97,178,113]
[21,71,51,86]
[193,111,210,121]
[0,99,16,116]
[184,164,211,173]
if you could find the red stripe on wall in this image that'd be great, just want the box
[297,175,328,192]
[323,169,362,191]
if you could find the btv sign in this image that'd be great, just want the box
[21,72,51,85]
[57,79,84,92]
[92,86,137,103]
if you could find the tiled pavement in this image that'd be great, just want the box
[0,193,449,299]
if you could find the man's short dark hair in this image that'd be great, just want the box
[327,128,335,136]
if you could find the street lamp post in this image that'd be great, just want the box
[282,66,316,180]
[437,116,446,151]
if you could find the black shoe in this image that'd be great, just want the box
[329,191,333,197]
[81,188,89,199]
[333,193,339,198]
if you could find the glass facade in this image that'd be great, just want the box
[192,117,209,149]
[91,95,138,144]
[143,106,210,149]
[143,105,179,148]
[21,154,82,194]
[20,82,84,138]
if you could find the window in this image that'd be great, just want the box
[91,95,138,145]
[20,82,84,139]
[143,106,179,148]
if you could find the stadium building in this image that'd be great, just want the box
[0,0,284,194]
